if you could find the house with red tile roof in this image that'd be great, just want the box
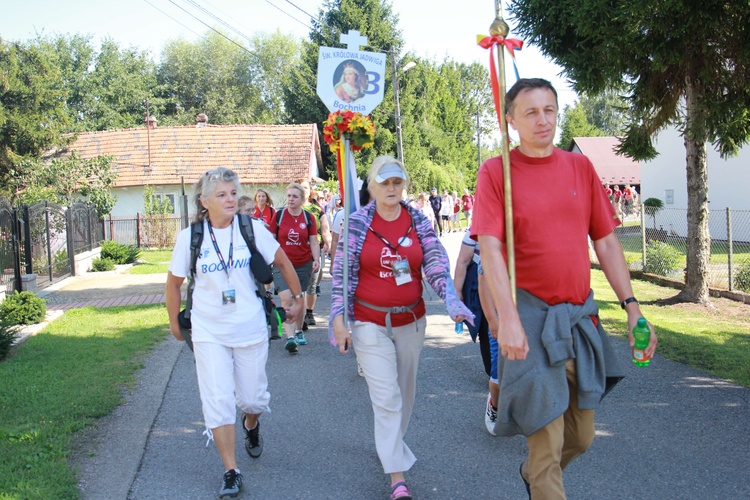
[569,136,640,189]
[56,119,323,218]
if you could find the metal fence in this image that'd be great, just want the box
[104,214,182,249]
[0,200,104,294]
[1,201,21,295]
[592,207,750,293]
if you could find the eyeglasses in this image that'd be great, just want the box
[204,168,235,182]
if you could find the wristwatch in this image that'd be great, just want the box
[291,293,305,300]
[620,297,639,309]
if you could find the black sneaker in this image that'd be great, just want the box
[301,320,309,331]
[219,469,242,498]
[243,418,263,458]
[304,312,316,326]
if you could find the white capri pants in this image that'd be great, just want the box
[193,339,271,430]
[351,316,427,474]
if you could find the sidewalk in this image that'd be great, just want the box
[44,232,749,499]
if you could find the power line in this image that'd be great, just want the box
[143,0,204,39]
[183,0,254,45]
[164,0,262,61]
[283,0,318,23]
[264,0,312,30]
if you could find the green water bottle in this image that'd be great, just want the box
[632,317,651,367]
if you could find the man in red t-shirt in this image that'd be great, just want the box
[471,78,657,499]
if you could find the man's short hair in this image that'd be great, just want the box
[505,78,558,116]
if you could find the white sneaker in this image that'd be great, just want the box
[485,393,497,436]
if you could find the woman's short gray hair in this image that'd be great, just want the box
[192,167,241,223]
[367,155,410,191]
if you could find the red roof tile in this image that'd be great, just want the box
[570,136,640,185]
[58,124,322,188]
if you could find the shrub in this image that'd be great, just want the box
[91,257,115,272]
[53,248,70,274]
[735,260,750,293]
[644,240,682,276]
[0,291,47,326]
[643,197,664,230]
[100,240,140,265]
[0,321,19,361]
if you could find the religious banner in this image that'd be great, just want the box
[316,30,386,114]
[316,31,384,331]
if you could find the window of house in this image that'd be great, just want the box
[152,193,176,214]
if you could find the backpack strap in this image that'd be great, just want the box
[184,221,204,321]
[301,207,314,238]
[238,213,266,291]
[274,208,284,239]
[238,213,258,256]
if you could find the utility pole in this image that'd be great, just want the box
[391,50,404,162]
[391,50,416,163]
[144,99,152,171]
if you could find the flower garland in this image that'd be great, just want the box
[322,110,375,153]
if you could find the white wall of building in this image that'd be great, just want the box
[641,126,749,210]
[641,126,750,241]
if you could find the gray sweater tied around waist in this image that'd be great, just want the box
[494,289,625,437]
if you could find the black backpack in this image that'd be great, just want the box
[274,207,313,240]
[177,214,281,350]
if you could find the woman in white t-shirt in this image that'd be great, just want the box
[165,167,304,498]
[440,190,455,232]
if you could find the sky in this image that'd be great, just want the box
[2,0,578,135]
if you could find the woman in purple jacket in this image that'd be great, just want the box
[329,156,473,500]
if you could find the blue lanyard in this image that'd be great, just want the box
[207,218,234,279]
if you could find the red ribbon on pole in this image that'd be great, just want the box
[478,35,524,130]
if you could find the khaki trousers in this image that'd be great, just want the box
[351,317,426,474]
[522,359,596,500]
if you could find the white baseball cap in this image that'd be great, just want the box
[375,163,406,183]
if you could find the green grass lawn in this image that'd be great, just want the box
[591,269,750,387]
[0,305,168,499]
[618,233,750,265]
[126,249,172,275]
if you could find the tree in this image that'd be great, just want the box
[142,185,175,248]
[578,88,628,136]
[30,33,96,133]
[556,103,604,149]
[249,31,302,123]
[16,152,118,215]
[157,31,273,125]
[31,34,159,131]
[0,38,72,194]
[82,39,158,130]
[509,0,750,304]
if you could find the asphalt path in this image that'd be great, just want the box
[75,231,750,499]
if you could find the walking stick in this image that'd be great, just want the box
[490,2,516,303]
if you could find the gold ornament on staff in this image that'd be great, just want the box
[490,1,516,303]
